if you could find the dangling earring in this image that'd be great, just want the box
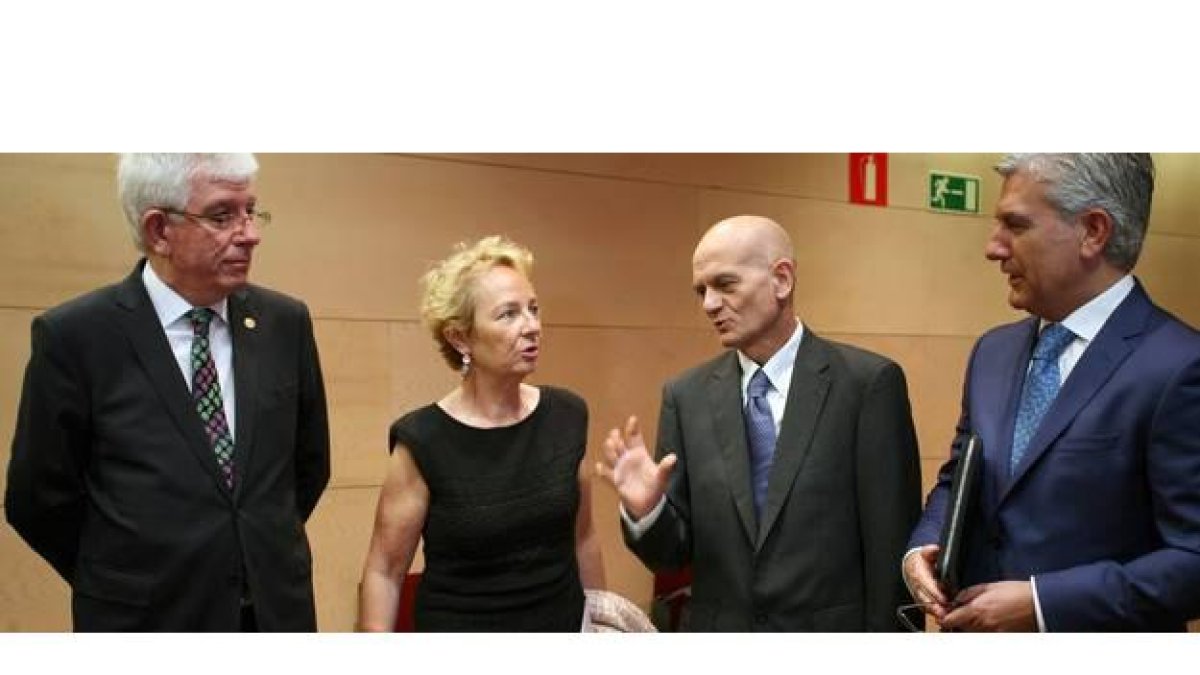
[460,352,472,377]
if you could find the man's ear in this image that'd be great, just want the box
[142,210,172,256]
[1078,208,1114,261]
[771,258,796,301]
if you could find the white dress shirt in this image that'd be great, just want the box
[142,262,236,440]
[1049,274,1134,384]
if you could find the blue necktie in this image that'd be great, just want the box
[745,368,777,522]
[1010,323,1075,474]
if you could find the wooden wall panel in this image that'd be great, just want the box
[435,153,848,201]
[436,153,1008,211]
[386,322,462,415]
[307,486,387,632]
[0,310,36,499]
[0,155,129,310]
[254,154,703,328]
[313,319,399,489]
[437,153,1008,212]
[698,189,1025,337]
[1150,153,1200,238]
[0,513,69,630]
[1136,233,1200,326]
[920,458,949,503]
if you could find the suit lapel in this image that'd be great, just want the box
[756,332,830,551]
[1001,284,1153,501]
[707,353,757,546]
[114,262,232,498]
[229,288,260,502]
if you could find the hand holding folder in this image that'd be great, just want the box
[897,433,983,631]
[935,433,983,597]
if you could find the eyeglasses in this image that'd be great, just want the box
[162,207,272,232]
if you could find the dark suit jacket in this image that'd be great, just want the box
[909,280,1200,631]
[5,261,331,631]
[624,330,922,631]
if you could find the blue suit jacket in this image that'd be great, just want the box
[910,280,1200,630]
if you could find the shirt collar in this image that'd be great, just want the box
[737,319,805,394]
[1047,274,1134,342]
[141,261,229,329]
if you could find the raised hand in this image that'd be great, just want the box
[596,416,677,520]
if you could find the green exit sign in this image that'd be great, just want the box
[928,171,981,214]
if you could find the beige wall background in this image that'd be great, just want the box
[1,153,1198,632]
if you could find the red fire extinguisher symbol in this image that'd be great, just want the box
[849,153,888,207]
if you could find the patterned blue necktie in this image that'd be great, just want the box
[745,368,777,522]
[1010,323,1075,474]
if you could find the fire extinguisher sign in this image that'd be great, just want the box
[849,153,888,207]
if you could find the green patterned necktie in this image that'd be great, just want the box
[188,308,234,489]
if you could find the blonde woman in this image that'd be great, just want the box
[358,236,605,631]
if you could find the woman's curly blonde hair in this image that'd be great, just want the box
[420,235,535,370]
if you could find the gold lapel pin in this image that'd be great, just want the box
[244,317,257,330]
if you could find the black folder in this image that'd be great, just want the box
[935,433,982,597]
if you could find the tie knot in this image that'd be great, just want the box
[748,368,771,398]
[187,307,216,335]
[1033,323,1075,361]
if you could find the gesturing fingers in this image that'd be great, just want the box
[654,453,677,491]
[603,428,623,464]
[624,415,640,441]
[594,461,614,485]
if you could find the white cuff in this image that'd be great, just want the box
[619,497,666,540]
[1030,575,1046,632]
[901,547,923,599]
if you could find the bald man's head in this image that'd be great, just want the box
[691,215,798,364]
[694,215,796,271]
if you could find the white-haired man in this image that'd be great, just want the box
[6,154,330,631]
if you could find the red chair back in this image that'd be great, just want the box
[393,572,422,632]
[651,566,692,631]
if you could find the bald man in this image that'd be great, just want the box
[600,215,922,631]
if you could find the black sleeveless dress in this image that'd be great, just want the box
[388,385,588,631]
